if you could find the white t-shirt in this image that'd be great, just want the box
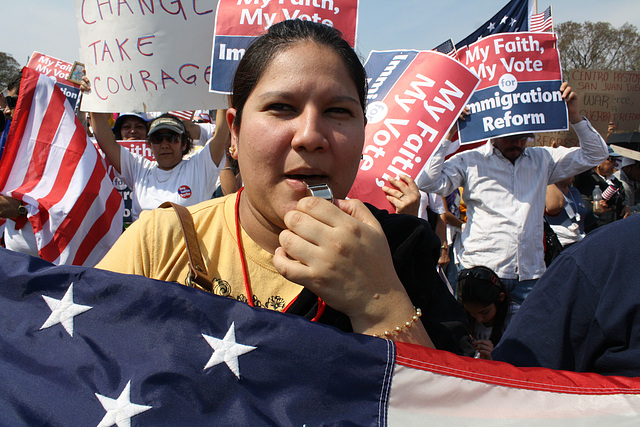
[118,143,224,221]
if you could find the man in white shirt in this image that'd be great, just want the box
[417,83,608,304]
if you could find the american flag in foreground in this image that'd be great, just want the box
[530,6,554,32]
[0,67,123,266]
[1,248,639,425]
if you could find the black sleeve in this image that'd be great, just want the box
[368,204,473,356]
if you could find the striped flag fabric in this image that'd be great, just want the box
[1,248,639,425]
[530,6,554,32]
[168,110,195,121]
[0,67,123,266]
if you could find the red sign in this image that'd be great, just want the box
[26,52,79,88]
[214,0,358,45]
[348,50,480,211]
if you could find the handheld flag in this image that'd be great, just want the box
[0,67,123,266]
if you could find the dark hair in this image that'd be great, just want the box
[6,72,22,94]
[230,19,366,128]
[147,114,193,156]
[113,114,149,140]
[457,266,510,346]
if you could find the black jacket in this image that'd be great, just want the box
[287,204,473,356]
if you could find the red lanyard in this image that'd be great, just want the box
[233,188,324,320]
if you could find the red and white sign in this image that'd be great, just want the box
[348,50,480,211]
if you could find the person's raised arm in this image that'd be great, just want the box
[207,109,229,167]
[416,108,468,196]
[80,77,122,173]
[550,83,608,182]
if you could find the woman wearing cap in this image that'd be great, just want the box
[87,109,228,221]
[97,20,472,350]
[112,113,149,141]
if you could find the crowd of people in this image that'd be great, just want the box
[2,19,640,375]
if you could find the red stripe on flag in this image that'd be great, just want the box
[28,120,88,235]
[18,85,67,195]
[0,68,38,189]
[395,342,640,394]
[38,155,108,262]
[72,187,123,266]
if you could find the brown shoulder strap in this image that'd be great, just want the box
[159,202,214,293]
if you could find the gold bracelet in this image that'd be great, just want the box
[372,307,422,338]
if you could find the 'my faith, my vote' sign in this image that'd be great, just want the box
[348,50,479,211]
[456,32,567,143]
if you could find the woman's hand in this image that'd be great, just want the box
[272,197,433,347]
[473,339,494,360]
[381,174,420,215]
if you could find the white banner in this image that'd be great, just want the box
[75,0,227,112]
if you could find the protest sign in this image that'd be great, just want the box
[209,0,359,94]
[26,52,81,109]
[569,69,640,134]
[75,0,228,113]
[456,32,566,143]
[348,50,480,211]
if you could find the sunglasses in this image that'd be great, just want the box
[4,95,17,110]
[458,267,500,286]
[148,133,180,145]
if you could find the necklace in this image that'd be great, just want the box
[234,188,325,320]
[154,166,174,183]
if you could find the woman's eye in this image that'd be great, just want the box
[327,107,352,115]
[267,103,293,112]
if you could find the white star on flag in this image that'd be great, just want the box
[40,282,92,337]
[500,15,508,25]
[202,322,257,379]
[487,21,496,31]
[510,17,517,26]
[95,381,152,427]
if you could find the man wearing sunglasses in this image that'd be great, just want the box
[417,82,608,305]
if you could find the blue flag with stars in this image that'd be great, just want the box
[3,247,640,425]
[456,0,532,49]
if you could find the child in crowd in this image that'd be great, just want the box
[457,266,519,359]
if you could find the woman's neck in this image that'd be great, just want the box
[237,191,283,255]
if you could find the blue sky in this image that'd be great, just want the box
[4,0,640,67]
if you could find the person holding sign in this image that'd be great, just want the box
[84,104,228,221]
[97,20,470,351]
[417,83,608,305]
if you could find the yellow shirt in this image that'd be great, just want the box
[96,193,303,311]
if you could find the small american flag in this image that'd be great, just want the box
[168,110,195,121]
[433,39,457,57]
[530,6,553,32]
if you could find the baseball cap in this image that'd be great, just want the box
[112,112,149,135]
[148,116,185,136]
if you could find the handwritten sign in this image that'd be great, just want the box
[569,69,640,134]
[456,32,566,143]
[26,52,81,109]
[210,0,359,93]
[75,0,228,112]
[348,50,480,211]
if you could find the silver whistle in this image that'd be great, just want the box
[306,183,334,203]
